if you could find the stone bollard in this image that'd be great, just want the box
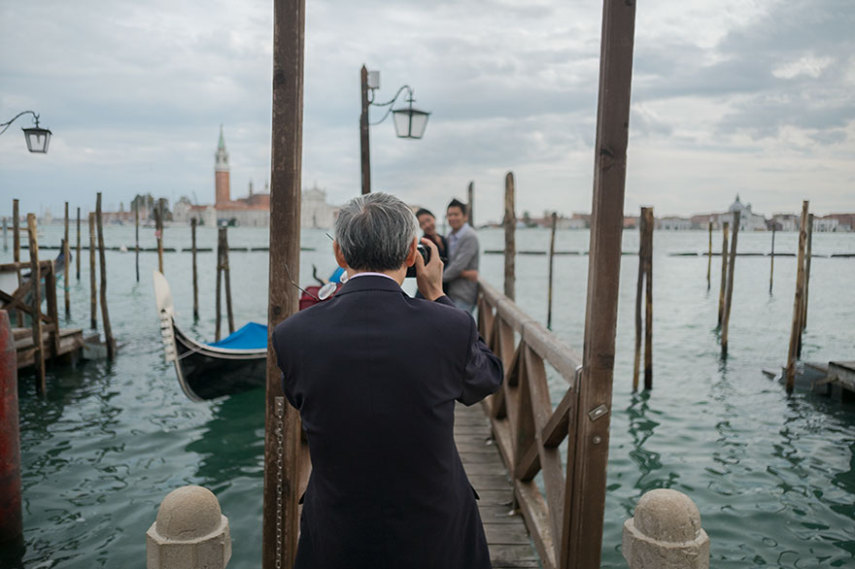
[623,489,709,569]
[147,485,232,569]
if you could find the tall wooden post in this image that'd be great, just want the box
[2,217,6,251]
[503,172,516,301]
[12,200,22,327]
[135,203,140,283]
[706,219,712,290]
[215,231,223,342]
[467,181,475,228]
[769,224,776,294]
[89,213,97,330]
[264,1,306,567]
[26,214,46,395]
[223,228,234,334]
[63,202,70,319]
[801,213,813,331]
[643,208,653,389]
[786,201,810,394]
[155,202,164,274]
[547,212,557,330]
[721,210,739,356]
[76,207,81,281]
[191,218,199,321]
[96,193,115,360]
[632,209,646,391]
[717,222,729,327]
[561,1,636,567]
[360,64,371,195]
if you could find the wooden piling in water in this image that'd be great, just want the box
[63,202,70,319]
[76,207,81,281]
[547,212,557,330]
[802,213,813,332]
[769,224,776,294]
[263,0,306,564]
[467,181,475,228]
[2,217,6,252]
[135,203,140,283]
[633,210,646,391]
[221,227,234,335]
[12,201,22,327]
[89,213,97,330]
[786,201,810,394]
[721,211,739,357]
[503,171,516,301]
[706,219,712,291]
[717,222,729,327]
[633,207,653,390]
[26,214,46,395]
[155,203,164,274]
[215,230,223,342]
[96,193,114,360]
[191,218,199,321]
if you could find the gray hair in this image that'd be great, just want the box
[334,193,418,271]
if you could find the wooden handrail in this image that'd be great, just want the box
[476,277,583,569]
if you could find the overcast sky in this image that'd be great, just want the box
[2,0,853,223]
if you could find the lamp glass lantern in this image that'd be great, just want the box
[23,125,52,153]
[392,103,430,139]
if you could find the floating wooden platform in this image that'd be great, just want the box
[13,326,85,369]
[454,402,539,568]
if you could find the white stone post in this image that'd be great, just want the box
[147,485,232,569]
[623,489,710,569]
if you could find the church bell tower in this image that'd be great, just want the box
[215,125,230,206]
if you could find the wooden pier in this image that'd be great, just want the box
[11,327,84,369]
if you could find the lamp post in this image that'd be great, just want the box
[360,65,430,194]
[0,111,52,153]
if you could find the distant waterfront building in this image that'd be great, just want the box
[301,185,340,229]
[658,216,693,231]
[715,195,767,231]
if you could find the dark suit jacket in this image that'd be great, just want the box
[273,275,503,569]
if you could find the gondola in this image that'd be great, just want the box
[153,269,342,401]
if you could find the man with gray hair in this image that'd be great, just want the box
[272,192,503,569]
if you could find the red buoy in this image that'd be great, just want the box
[0,309,22,546]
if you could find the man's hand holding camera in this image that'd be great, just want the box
[414,237,444,301]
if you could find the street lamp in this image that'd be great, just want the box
[360,65,431,194]
[0,110,52,153]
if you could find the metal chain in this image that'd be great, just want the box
[275,396,285,569]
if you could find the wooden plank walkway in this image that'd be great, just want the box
[454,402,540,569]
[13,326,85,368]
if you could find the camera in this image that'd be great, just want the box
[405,244,431,278]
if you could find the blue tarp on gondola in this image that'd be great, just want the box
[207,322,268,350]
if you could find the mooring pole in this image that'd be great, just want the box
[717,222,729,328]
[89,213,97,330]
[26,214,46,395]
[76,207,81,281]
[721,210,739,357]
[12,200,22,327]
[706,219,712,290]
[801,213,814,333]
[96,193,115,360]
[769,224,776,294]
[0,310,22,550]
[632,208,646,391]
[264,0,306,567]
[63,202,71,319]
[360,64,371,195]
[215,231,223,342]
[155,203,164,274]
[192,218,199,321]
[503,171,516,301]
[786,201,810,394]
[643,207,653,390]
[547,212,557,330]
[135,203,140,283]
[561,0,636,567]
[467,181,475,228]
[2,217,6,252]
[220,227,235,335]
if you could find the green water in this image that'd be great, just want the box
[2,226,854,568]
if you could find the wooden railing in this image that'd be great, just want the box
[476,278,583,569]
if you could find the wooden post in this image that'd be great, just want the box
[785,201,809,394]
[801,213,813,332]
[43,255,59,362]
[96,193,115,360]
[643,207,653,390]
[192,218,199,321]
[769,224,776,294]
[561,0,636,567]
[215,230,223,342]
[547,212,557,330]
[155,202,164,274]
[63,202,70,319]
[721,210,739,357]
[264,0,306,566]
[632,209,646,391]
[26,214,46,395]
[76,207,81,281]
[12,200,22,327]
[217,227,235,335]
[135,203,140,283]
[467,181,475,228]
[2,217,6,251]
[89,213,97,330]
[717,222,729,327]
[706,219,712,290]
[359,64,371,195]
[503,171,516,301]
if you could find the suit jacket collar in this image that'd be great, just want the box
[335,274,406,297]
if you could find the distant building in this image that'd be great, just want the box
[771,213,798,231]
[714,195,767,231]
[658,216,693,231]
[301,185,340,229]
